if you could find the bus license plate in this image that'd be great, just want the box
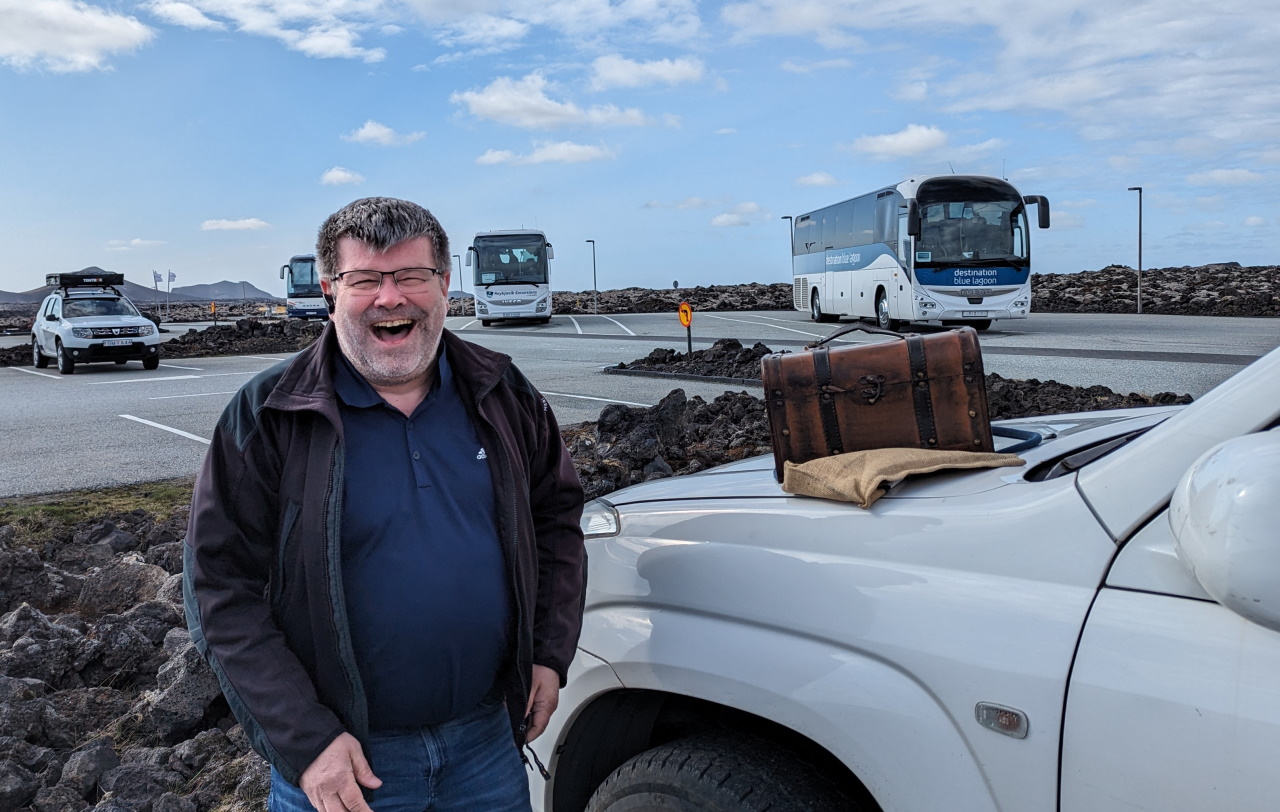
[962,311,987,317]
[103,339,132,346]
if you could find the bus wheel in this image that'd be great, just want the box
[811,292,836,323]
[875,291,900,332]
[970,319,992,331]
[481,320,492,327]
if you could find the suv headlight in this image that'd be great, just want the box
[71,327,93,338]
[137,324,155,336]
[581,499,620,539]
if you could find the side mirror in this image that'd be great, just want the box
[280,265,288,279]
[1023,195,1051,229]
[906,200,921,237]
[545,243,554,260]
[465,250,473,267]
[46,313,58,321]
[1171,431,1280,631]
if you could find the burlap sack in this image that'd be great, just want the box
[782,448,1024,508]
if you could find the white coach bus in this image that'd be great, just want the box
[466,230,554,326]
[790,175,1050,330]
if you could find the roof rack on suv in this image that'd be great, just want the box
[46,272,125,295]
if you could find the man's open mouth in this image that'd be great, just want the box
[371,318,416,340]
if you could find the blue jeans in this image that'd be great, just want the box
[268,700,533,812]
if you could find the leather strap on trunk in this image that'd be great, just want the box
[905,334,938,448]
[812,347,844,455]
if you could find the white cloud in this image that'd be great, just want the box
[0,0,153,72]
[851,124,948,159]
[320,166,365,185]
[451,73,652,129]
[1244,216,1268,227]
[107,238,166,251]
[342,120,425,146]
[714,128,736,135]
[1052,212,1086,229]
[1057,199,1097,209]
[711,201,767,227]
[780,58,851,73]
[1187,168,1263,186]
[147,1,223,30]
[848,124,1003,163]
[589,54,704,91]
[892,81,928,102]
[476,141,615,165]
[201,218,270,230]
[796,172,837,186]
[141,0,385,62]
[1180,220,1230,232]
[433,14,530,56]
[720,0,1280,148]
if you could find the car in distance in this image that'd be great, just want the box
[531,345,1280,812]
[32,272,161,374]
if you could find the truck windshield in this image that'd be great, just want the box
[474,236,549,285]
[288,259,321,295]
[64,298,140,317]
[916,201,1029,264]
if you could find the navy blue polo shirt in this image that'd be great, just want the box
[334,345,511,731]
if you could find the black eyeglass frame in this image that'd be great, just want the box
[333,267,443,291]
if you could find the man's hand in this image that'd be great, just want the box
[523,664,560,743]
[300,732,382,812]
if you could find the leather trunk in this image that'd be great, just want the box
[760,324,993,481]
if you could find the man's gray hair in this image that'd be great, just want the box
[316,197,450,281]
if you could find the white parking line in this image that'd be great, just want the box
[455,320,477,330]
[88,375,200,385]
[119,414,211,445]
[8,367,63,380]
[160,363,204,370]
[149,391,241,400]
[246,356,291,361]
[568,316,583,335]
[542,391,650,407]
[599,315,636,336]
[702,314,851,341]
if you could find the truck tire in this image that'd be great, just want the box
[56,340,75,375]
[585,735,863,812]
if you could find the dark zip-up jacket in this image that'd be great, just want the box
[183,326,586,785]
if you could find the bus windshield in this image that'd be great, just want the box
[287,258,321,296]
[474,236,549,285]
[917,200,1029,265]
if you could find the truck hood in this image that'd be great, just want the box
[602,407,1182,506]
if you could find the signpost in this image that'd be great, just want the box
[678,301,693,355]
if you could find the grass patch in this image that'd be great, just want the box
[0,477,196,547]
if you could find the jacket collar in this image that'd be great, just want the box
[263,323,512,415]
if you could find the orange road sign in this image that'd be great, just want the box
[678,301,692,328]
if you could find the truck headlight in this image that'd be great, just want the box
[581,499,620,539]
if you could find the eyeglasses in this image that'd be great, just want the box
[334,267,441,295]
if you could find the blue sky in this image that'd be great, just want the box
[1,0,1277,297]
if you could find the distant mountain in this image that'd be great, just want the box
[0,267,202,305]
[172,281,280,300]
[0,268,280,304]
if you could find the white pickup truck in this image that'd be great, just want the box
[530,345,1280,812]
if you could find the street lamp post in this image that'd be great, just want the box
[585,239,598,314]
[1128,186,1143,314]
[452,254,462,296]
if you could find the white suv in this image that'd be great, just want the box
[32,272,161,374]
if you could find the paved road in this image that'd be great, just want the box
[2,311,1276,498]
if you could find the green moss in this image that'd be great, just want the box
[0,477,195,548]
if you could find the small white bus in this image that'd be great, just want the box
[790,175,1049,330]
[466,230,554,326]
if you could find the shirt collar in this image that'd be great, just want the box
[334,342,451,411]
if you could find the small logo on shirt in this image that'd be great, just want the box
[476,447,487,460]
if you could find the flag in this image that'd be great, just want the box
[168,271,177,283]
[152,271,162,284]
